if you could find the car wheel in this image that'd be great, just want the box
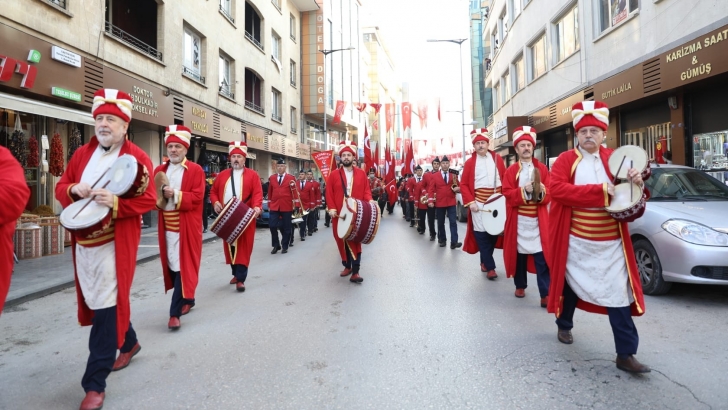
[633,238,672,296]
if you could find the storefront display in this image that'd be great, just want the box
[693,131,728,171]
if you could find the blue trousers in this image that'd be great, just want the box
[436,206,458,244]
[307,209,317,232]
[473,230,498,271]
[342,245,362,273]
[169,269,195,318]
[514,252,550,297]
[81,306,138,393]
[299,213,308,238]
[269,210,292,249]
[230,262,248,283]
[556,282,639,356]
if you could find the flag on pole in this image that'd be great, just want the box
[385,103,394,133]
[385,144,397,206]
[364,123,374,173]
[402,102,412,131]
[333,100,347,125]
[372,120,379,131]
[402,140,414,176]
[437,98,441,121]
[370,103,382,114]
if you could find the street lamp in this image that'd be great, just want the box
[427,38,468,161]
[320,47,355,148]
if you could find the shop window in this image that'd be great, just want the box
[271,88,282,122]
[105,0,162,61]
[554,5,579,64]
[183,27,205,84]
[622,122,672,165]
[245,1,264,51]
[306,121,324,150]
[513,55,525,93]
[290,14,296,42]
[529,33,547,81]
[219,53,234,99]
[597,0,639,34]
[290,60,297,87]
[693,132,728,170]
[290,107,297,134]
[219,0,235,24]
[245,68,264,114]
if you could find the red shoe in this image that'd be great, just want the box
[236,282,246,292]
[486,270,498,280]
[540,297,548,308]
[515,289,526,298]
[181,304,192,315]
[339,268,352,277]
[480,263,487,272]
[79,391,105,410]
[112,342,141,371]
[168,317,181,330]
[229,277,238,284]
[350,273,364,283]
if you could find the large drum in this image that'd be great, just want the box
[606,145,650,222]
[605,183,645,222]
[337,197,380,244]
[609,145,649,180]
[479,193,507,235]
[106,154,150,198]
[59,199,113,240]
[211,197,256,244]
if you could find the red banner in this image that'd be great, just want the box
[364,123,374,173]
[354,102,367,112]
[385,145,395,184]
[333,100,347,125]
[372,120,379,131]
[402,102,412,131]
[370,103,382,114]
[437,98,441,121]
[418,100,428,129]
[402,140,414,176]
[312,150,335,180]
[385,103,394,133]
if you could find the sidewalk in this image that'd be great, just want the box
[6,226,219,308]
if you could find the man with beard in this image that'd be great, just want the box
[296,169,314,240]
[267,159,300,254]
[428,156,462,249]
[422,157,440,241]
[154,125,205,330]
[210,142,263,290]
[55,89,156,410]
[305,170,321,234]
[326,141,373,283]
[501,126,551,307]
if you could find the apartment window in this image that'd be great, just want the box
[44,0,68,9]
[105,0,162,61]
[555,5,579,64]
[245,2,264,51]
[290,107,297,134]
[511,0,521,19]
[219,0,235,23]
[500,7,509,39]
[219,54,234,99]
[513,56,525,93]
[502,72,511,104]
[530,33,548,81]
[493,83,500,111]
[272,31,281,61]
[271,0,281,11]
[491,28,499,57]
[271,88,282,122]
[598,0,639,33]
[245,68,264,114]
[290,14,296,41]
[290,60,297,87]
[183,28,205,83]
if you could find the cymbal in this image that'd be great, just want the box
[154,171,170,209]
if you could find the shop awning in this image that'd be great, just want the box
[0,92,94,125]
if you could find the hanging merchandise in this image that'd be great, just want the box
[9,115,26,166]
[27,135,39,168]
[68,125,81,161]
[49,133,64,177]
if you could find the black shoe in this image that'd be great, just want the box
[301,237,306,241]
[308,232,313,236]
[450,242,462,249]
[289,243,294,247]
[324,224,330,227]
[430,236,436,241]
[282,249,288,254]
[439,242,446,247]
[271,247,280,254]
[418,230,425,235]
[202,228,208,233]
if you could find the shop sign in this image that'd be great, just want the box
[297,143,311,160]
[51,46,81,68]
[529,105,551,133]
[269,134,283,154]
[27,50,41,63]
[284,137,297,157]
[662,25,728,88]
[51,87,81,102]
[554,91,584,127]
[493,119,508,139]
[592,65,644,108]
[246,128,266,150]
[103,67,173,125]
[189,106,210,136]
[219,114,241,142]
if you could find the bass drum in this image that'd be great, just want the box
[211,197,256,244]
[337,197,380,244]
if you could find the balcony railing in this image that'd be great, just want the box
[245,100,264,115]
[290,79,297,88]
[105,21,163,61]
[272,112,282,123]
[47,0,68,9]
[182,66,205,84]
[291,127,297,134]
[219,87,235,100]
[245,31,264,52]
[219,4,235,23]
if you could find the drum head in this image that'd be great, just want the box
[606,183,642,212]
[107,154,139,195]
[336,198,357,239]
[60,199,110,230]
[609,146,648,180]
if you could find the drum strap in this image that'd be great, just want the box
[338,170,349,199]
[230,173,253,204]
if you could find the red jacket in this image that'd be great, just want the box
[154,158,205,299]
[462,151,507,255]
[309,180,322,207]
[405,177,417,202]
[0,147,31,314]
[296,179,317,210]
[267,173,300,212]
[428,170,457,208]
[414,176,428,210]
[325,167,373,262]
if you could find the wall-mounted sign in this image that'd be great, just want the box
[269,134,283,154]
[27,50,41,63]
[661,25,728,89]
[51,87,81,102]
[493,119,508,139]
[554,91,584,127]
[219,114,241,143]
[103,67,173,125]
[189,105,211,136]
[51,46,81,68]
[592,64,644,108]
[297,143,311,160]
[284,137,297,157]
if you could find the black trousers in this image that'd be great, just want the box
[514,252,550,298]
[426,207,437,238]
[82,306,138,393]
[473,230,498,271]
[342,245,362,273]
[325,211,331,226]
[169,269,195,318]
[202,201,211,230]
[307,209,317,233]
[269,210,292,249]
[299,214,308,238]
[436,206,458,244]
[386,202,394,214]
[417,208,427,232]
[400,198,407,218]
[408,202,415,224]
[556,282,639,356]
[229,259,248,283]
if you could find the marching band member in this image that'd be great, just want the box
[502,126,551,307]
[306,170,321,233]
[422,157,440,241]
[368,168,384,216]
[461,129,507,277]
[547,101,650,373]
[55,89,156,410]
[406,170,418,227]
[267,159,299,254]
[296,170,314,240]
[427,156,462,249]
[413,165,428,235]
[326,141,373,283]
[210,142,263,291]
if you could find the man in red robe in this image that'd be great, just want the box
[0,146,30,313]
[267,159,299,254]
[55,89,156,410]
[154,125,205,330]
[502,126,551,307]
[422,157,440,241]
[461,129,507,277]
[547,101,650,373]
[210,142,263,291]
[428,155,462,249]
[326,141,373,283]
[306,170,321,234]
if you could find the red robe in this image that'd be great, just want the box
[461,151,507,254]
[325,167,373,262]
[154,158,205,299]
[268,173,300,212]
[209,168,263,266]
[0,147,31,313]
[55,137,156,348]
[502,159,551,277]
[546,147,647,317]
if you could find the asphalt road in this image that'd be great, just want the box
[1,210,727,409]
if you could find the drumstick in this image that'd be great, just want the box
[72,180,111,218]
[630,160,634,202]
[613,156,626,185]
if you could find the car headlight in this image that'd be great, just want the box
[661,219,728,246]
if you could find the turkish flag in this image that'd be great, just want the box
[402,140,415,176]
[364,124,374,173]
[333,100,347,125]
[372,120,379,131]
[354,102,367,112]
[385,145,395,184]
[418,100,428,129]
[370,103,382,114]
[402,102,412,131]
[385,103,394,133]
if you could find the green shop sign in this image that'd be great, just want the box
[52,87,82,102]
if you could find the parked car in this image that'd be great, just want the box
[628,164,728,295]
[256,199,270,227]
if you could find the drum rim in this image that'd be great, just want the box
[609,145,648,179]
[60,199,110,229]
[605,183,643,212]
[483,194,506,235]
[211,197,256,243]
[337,197,357,240]
[106,154,140,195]
[363,200,381,244]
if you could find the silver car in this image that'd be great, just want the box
[629,164,728,295]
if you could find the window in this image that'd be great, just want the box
[219,54,233,99]
[290,60,297,87]
[500,7,509,39]
[554,5,579,64]
[598,0,639,34]
[290,14,296,41]
[183,28,204,83]
[530,33,547,81]
[244,2,264,51]
[105,0,162,61]
[511,0,521,19]
[219,0,234,23]
[502,72,510,104]
[513,56,525,93]
[493,83,500,111]
[290,107,297,134]
[245,68,264,114]
[45,0,68,10]
[491,28,499,57]
[271,0,280,11]
[272,31,281,61]
[271,88,282,122]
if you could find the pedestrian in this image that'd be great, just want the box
[209,142,263,291]
[547,101,650,373]
[306,170,321,233]
[406,171,417,227]
[296,169,314,240]
[398,176,409,218]
[368,167,384,215]
[267,158,299,254]
[261,178,269,199]
[202,175,212,233]
[154,125,205,330]
[428,156,462,249]
[501,126,551,307]
[461,129,507,277]
[55,89,156,410]
[422,157,440,241]
[413,165,428,234]
[0,146,30,314]
[326,141,373,283]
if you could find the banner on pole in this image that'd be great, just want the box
[312,150,335,180]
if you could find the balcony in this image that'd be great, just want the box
[245,31,264,52]
[182,66,205,84]
[272,112,282,123]
[245,100,264,115]
[105,21,163,61]
[219,4,235,24]
[290,79,297,88]
[46,0,67,9]
[219,87,235,100]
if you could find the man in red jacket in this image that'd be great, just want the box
[422,157,440,240]
[267,159,300,254]
[326,141,373,283]
[412,165,428,234]
[405,170,418,227]
[502,126,551,307]
[428,156,462,249]
[306,170,321,234]
[210,142,263,291]
[296,169,315,240]
[55,89,156,410]
[0,146,30,314]
[154,125,205,330]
